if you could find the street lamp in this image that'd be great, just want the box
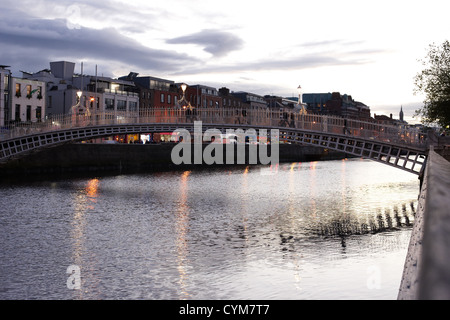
[297,85,302,105]
[71,90,82,114]
[181,83,187,95]
[297,85,307,115]
[70,90,83,126]
[179,83,193,110]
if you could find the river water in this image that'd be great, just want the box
[0,158,419,300]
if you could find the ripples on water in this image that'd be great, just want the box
[0,158,419,300]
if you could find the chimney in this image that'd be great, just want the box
[50,61,75,80]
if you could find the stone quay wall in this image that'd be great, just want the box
[398,149,450,299]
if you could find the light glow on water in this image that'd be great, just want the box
[0,158,418,299]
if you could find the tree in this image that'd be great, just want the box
[414,40,450,129]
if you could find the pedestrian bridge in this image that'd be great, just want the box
[0,108,429,175]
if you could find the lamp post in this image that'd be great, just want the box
[181,83,187,98]
[179,83,193,110]
[297,85,307,115]
[71,90,82,126]
[74,90,82,111]
[297,85,302,105]
[180,83,187,109]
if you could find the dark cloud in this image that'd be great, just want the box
[0,3,386,84]
[171,52,372,76]
[166,29,244,57]
[0,12,198,76]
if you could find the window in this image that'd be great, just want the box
[26,105,31,121]
[105,98,114,110]
[168,94,171,104]
[160,93,164,103]
[15,104,20,121]
[37,86,43,99]
[26,85,31,98]
[117,100,126,111]
[129,101,137,112]
[36,107,42,121]
[4,75,9,90]
[15,83,21,97]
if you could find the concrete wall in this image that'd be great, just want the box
[398,149,450,299]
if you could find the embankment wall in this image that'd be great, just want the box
[398,149,450,299]
[0,143,349,177]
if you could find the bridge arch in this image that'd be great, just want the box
[0,121,427,175]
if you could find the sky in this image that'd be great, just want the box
[1,0,449,123]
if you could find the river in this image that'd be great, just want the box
[0,158,419,300]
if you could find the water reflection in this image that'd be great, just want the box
[0,158,420,300]
[240,166,250,244]
[86,179,100,198]
[309,161,318,219]
[341,159,347,216]
[70,178,101,300]
[176,171,191,299]
[287,162,303,292]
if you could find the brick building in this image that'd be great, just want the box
[218,87,249,108]
[121,73,179,109]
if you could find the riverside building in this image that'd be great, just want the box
[230,91,268,110]
[23,61,139,117]
[120,73,179,110]
[185,84,222,108]
[303,92,371,120]
[11,76,46,123]
[0,65,11,126]
[0,65,46,124]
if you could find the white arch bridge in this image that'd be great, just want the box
[0,108,429,175]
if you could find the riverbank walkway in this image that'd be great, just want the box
[398,147,450,299]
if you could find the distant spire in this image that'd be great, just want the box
[399,105,404,122]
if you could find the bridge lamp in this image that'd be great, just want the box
[181,83,187,94]
[71,90,83,115]
[76,90,82,108]
[297,85,302,104]
[297,85,308,115]
[179,83,192,110]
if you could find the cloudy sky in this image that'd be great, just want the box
[1,0,449,122]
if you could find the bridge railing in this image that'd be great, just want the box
[0,107,427,149]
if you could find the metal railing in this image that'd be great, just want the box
[0,107,428,149]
